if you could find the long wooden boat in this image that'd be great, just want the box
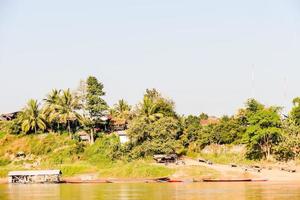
[203,179,252,182]
[202,179,268,182]
[62,180,112,184]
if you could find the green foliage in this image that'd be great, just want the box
[86,76,108,118]
[17,99,46,134]
[138,89,177,121]
[180,115,202,149]
[210,116,244,145]
[244,106,282,160]
[112,99,132,120]
[290,97,300,125]
[128,117,183,158]
[274,120,300,161]
[0,157,11,166]
[84,134,122,164]
[0,131,6,139]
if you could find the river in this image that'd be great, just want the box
[1,182,300,200]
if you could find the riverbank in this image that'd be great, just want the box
[1,158,300,184]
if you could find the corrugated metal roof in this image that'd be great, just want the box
[8,170,61,176]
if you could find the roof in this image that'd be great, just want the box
[116,131,127,136]
[8,170,61,176]
[0,112,19,121]
[200,117,220,126]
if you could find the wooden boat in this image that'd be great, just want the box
[203,179,252,182]
[202,179,268,182]
[63,180,112,184]
[167,179,183,183]
[154,177,183,183]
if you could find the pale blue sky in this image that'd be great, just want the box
[0,0,299,116]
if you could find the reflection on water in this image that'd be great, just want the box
[1,182,300,200]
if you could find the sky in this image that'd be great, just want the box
[0,0,300,116]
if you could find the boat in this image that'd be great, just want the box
[167,179,183,183]
[63,180,112,184]
[154,177,183,183]
[202,179,252,182]
[202,179,268,182]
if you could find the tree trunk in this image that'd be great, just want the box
[68,120,72,139]
[90,128,94,144]
[35,126,37,134]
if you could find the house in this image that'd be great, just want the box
[8,170,62,184]
[153,154,178,163]
[116,131,129,144]
[0,112,19,121]
[110,117,127,131]
[78,131,91,142]
[200,117,220,126]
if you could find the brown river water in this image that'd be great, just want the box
[1,182,300,200]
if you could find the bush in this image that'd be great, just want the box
[84,134,122,164]
[0,157,11,166]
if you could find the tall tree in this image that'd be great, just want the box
[56,89,82,137]
[43,89,61,131]
[86,76,108,143]
[113,99,131,119]
[245,106,282,160]
[138,88,176,121]
[18,99,46,134]
[290,97,300,125]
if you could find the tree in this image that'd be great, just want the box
[127,116,183,158]
[86,76,108,143]
[180,115,202,149]
[209,116,242,145]
[43,89,61,131]
[113,99,131,119]
[74,79,88,115]
[245,106,282,160]
[199,113,209,120]
[290,97,300,125]
[18,99,46,134]
[56,89,82,137]
[138,89,177,121]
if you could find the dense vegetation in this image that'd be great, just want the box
[1,75,300,177]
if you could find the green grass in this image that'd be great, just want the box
[98,160,174,178]
[0,166,25,178]
[197,152,256,165]
[174,165,220,179]
[57,163,97,177]
[0,132,6,140]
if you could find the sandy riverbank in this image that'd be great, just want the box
[165,158,300,182]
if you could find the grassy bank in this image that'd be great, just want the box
[0,132,177,178]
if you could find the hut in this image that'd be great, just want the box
[78,131,91,142]
[116,131,129,144]
[153,154,178,163]
[0,112,19,121]
[8,170,62,184]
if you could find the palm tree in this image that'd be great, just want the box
[56,89,82,136]
[114,99,131,119]
[43,89,61,131]
[139,96,163,121]
[18,99,46,134]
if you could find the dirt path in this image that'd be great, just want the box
[164,158,300,181]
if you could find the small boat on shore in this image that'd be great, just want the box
[202,179,268,182]
[203,179,252,182]
[62,180,112,184]
[154,177,183,183]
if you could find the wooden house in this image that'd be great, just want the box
[8,170,62,184]
[0,112,19,121]
[153,154,178,163]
